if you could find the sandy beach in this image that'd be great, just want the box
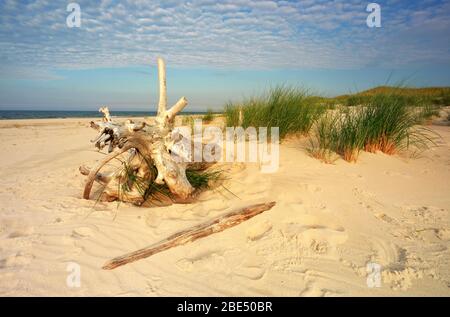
[0,116,449,296]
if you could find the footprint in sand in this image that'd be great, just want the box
[7,230,31,239]
[299,282,340,297]
[7,226,34,239]
[298,183,323,193]
[299,226,348,256]
[0,252,34,269]
[71,226,96,239]
[0,217,34,239]
[368,237,406,269]
[175,248,231,273]
[145,276,163,295]
[175,248,267,281]
[352,187,383,209]
[403,205,447,223]
[382,267,426,291]
[234,265,266,280]
[366,237,437,291]
[246,220,272,241]
[414,228,445,243]
[254,215,348,273]
[374,212,398,225]
[383,171,411,178]
[437,229,450,241]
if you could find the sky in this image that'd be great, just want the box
[0,0,450,111]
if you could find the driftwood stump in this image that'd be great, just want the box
[80,58,194,204]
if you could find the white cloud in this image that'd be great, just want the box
[0,0,449,74]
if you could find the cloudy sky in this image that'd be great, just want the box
[1,0,450,111]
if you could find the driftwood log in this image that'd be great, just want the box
[102,201,276,269]
[80,58,195,204]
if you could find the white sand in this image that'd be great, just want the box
[0,117,449,296]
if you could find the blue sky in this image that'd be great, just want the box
[1,0,450,111]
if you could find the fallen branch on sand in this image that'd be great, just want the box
[102,201,276,270]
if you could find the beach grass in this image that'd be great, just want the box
[308,108,366,162]
[361,94,425,154]
[203,108,214,123]
[181,115,196,132]
[432,90,450,107]
[416,104,441,124]
[221,85,445,163]
[308,93,439,162]
[224,85,325,139]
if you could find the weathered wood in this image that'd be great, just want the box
[157,57,167,116]
[167,97,188,122]
[79,165,113,184]
[102,201,276,270]
[83,144,134,199]
[81,58,194,203]
[99,106,112,122]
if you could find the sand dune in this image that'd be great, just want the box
[0,117,449,296]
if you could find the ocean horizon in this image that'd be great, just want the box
[0,110,207,120]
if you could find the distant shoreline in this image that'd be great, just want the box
[0,110,208,120]
[0,114,210,129]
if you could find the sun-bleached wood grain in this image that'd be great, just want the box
[103,201,276,269]
[81,58,193,204]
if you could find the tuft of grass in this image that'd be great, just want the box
[203,108,214,123]
[337,86,450,109]
[345,95,369,107]
[308,93,439,162]
[429,90,450,107]
[307,113,340,163]
[416,104,441,124]
[224,102,241,127]
[181,115,196,132]
[308,109,366,163]
[224,86,325,139]
[186,169,222,190]
[439,90,450,106]
[305,96,339,110]
[361,94,437,154]
[101,151,223,205]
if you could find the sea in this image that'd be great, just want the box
[0,110,205,120]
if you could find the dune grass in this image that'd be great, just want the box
[308,108,366,162]
[361,94,428,153]
[203,108,214,123]
[331,86,450,108]
[432,90,450,107]
[345,95,370,107]
[339,86,450,99]
[181,115,196,132]
[416,104,441,124]
[222,85,443,163]
[309,93,439,163]
[224,86,325,139]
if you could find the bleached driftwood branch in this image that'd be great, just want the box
[102,201,276,269]
[81,58,194,204]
